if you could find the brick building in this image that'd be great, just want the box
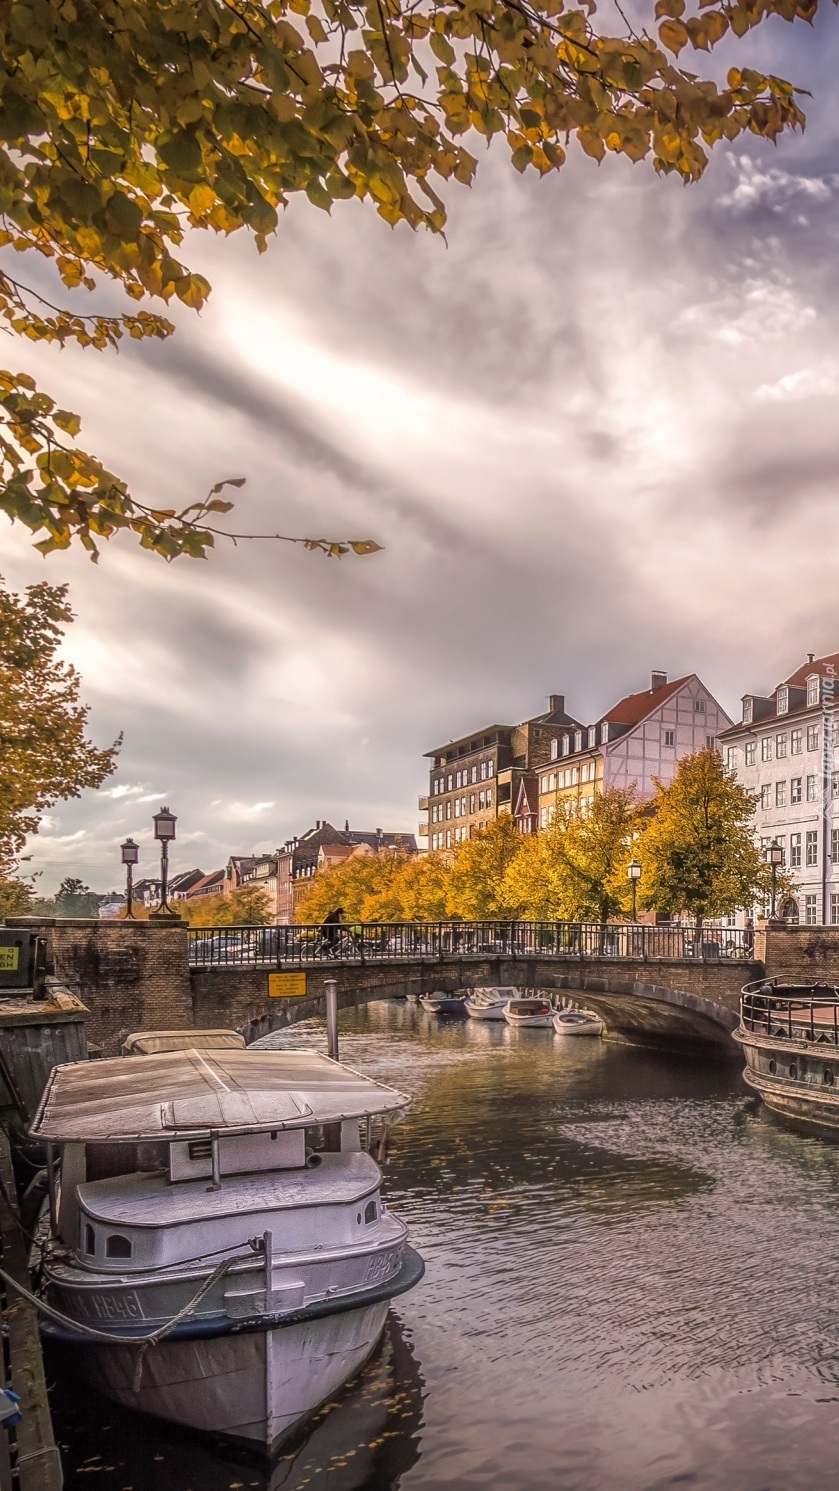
[276,821,418,923]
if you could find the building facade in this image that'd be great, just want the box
[276,822,418,923]
[720,651,839,925]
[534,672,733,828]
[423,695,581,850]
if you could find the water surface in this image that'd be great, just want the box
[50,1001,839,1490]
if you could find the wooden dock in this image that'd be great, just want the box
[0,1132,62,1491]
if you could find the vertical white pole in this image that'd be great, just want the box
[325,977,339,1061]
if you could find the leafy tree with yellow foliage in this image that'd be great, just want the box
[506,787,638,921]
[1,0,808,561]
[637,748,771,929]
[179,883,274,924]
[444,815,526,919]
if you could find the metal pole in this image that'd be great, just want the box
[126,861,134,920]
[325,977,339,1061]
[160,839,170,913]
[631,880,637,923]
[771,864,777,919]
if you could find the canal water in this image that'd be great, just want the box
[48,1000,839,1490]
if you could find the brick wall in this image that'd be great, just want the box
[758,921,839,985]
[5,918,191,1055]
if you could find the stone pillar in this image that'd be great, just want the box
[4,918,191,1055]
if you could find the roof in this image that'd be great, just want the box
[599,675,690,728]
[782,652,839,689]
[169,869,205,894]
[185,869,225,897]
[29,1048,410,1143]
[424,725,512,759]
[719,651,839,738]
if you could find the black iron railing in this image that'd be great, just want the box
[740,981,839,1045]
[187,920,755,968]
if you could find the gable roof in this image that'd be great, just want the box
[782,652,839,688]
[599,675,691,728]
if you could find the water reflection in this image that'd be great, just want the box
[49,999,839,1491]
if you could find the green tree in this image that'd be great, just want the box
[638,748,770,930]
[0,0,806,560]
[54,877,100,918]
[509,788,638,921]
[0,578,119,872]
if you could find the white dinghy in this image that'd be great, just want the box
[30,1045,423,1453]
[552,1009,604,1038]
[464,987,519,1021]
[503,998,555,1029]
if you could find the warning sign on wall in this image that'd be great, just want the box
[268,972,307,998]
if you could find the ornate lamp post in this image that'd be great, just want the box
[766,841,784,919]
[150,806,179,921]
[120,837,139,919]
[627,859,642,923]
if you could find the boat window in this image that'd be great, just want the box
[364,1200,378,1224]
[105,1234,133,1259]
[84,1223,95,1255]
[825,1070,834,1086]
[768,1060,776,1075]
[788,1064,797,1080]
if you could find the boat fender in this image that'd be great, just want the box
[0,1389,22,1430]
[306,1152,324,1168]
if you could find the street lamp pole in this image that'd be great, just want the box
[627,860,642,923]
[150,807,179,922]
[766,841,784,919]
[120,838,139,919]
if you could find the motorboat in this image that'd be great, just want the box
[735,979,839,1132]
[30,1044,424,1452]
[419,992,467,1016]
[503,998,555,1029]
[552,1009,604,1038]
[464,987,519,1021]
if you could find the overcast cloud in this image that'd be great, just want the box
[4,13,839,892]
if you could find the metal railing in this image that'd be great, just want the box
[187,920,756,968]
[740,980,839,1045]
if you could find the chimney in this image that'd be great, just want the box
[808,653,816,664]
[316,819,321,830]
[375,827,382,838]
[651,670,667,691]
[344,819,349,832]
[548,694,564,714]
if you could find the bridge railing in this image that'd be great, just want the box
[187,920,755,967]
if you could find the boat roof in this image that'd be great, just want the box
[121,1029,246,1054]
[29,1049,411,1143]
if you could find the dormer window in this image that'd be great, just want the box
[574,731,582,752]
[807,675,820,707]
[777,686,789,715]
[561,735,569,756]
[550,739,559,760]
[587,726,597,748]
[600,723,609,744]
[742,697,753,725]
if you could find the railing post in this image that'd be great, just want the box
[325,977,339,1061]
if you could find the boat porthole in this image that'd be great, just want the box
[768,1060,776,1075]
[356,1212,362,1225]
[364,1200,378,1224]
[825,1070,835,1086]
[788,1064,798,1080]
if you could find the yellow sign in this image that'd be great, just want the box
[0,946,19,972]
[268,972,307,999]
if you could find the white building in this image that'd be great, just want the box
[719,651,839,925]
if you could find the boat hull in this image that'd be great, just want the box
[552,1014,604,1037]
[735,1028,839,1133]
[465,1002,509,1021]
[419,995,466,1015]
[503,1012,554,1028]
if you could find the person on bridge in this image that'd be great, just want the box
[321,907,344,956]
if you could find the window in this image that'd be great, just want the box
[791,777,802,804]
[743,698,754,724]
[777,686,789,714]
[562,735,570,755]
[571,767,579,785]
[549,773,556,791]
[790,833,802,868]
[574,731,582,751]
[759,783,770,809]
[486,788,492,806]
[807,775,818,802]
[832,893,839,926]
[469,793,476,813]
[446,773,453,790]
[540,806,549,829]
[833,827,839,862]
[445,829,452,848]
[745,742,756,767]
[471,765,478,783]
[761,738,772,762]
[84,1223,95,1255]
[775,781,786,808]
[805,894,818,925]
[105,1234,132,1259]
[664,730,675,747]
[727,747,737,770]
[791,729,802,755]
[364,1199,377,1224]
[807,725,820,752]
[706,735,716,750]
[550,739,559,760]
[588,726,597,747]
[694,699,706,713]
[807,676,820,707]
[487,760,494,777]
[445,801,452,819]
[833,772,839,799]
[806,830,818,867]
[480,761,487,781]
[776,734,788,758]
[600,723,609,744]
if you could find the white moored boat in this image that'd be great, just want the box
[30,1044,423,1452]
[503,998,555,1029]
[552,1009,604,1038]
[464,987,519,1021]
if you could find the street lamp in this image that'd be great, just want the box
[766,841,784,919]
[120,837,139,920]
[150,806,179,921]
[627,859,642,923]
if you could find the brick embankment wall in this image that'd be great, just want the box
[5,918,191,1055]
[758,923,839,986]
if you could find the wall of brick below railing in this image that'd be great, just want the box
[756,921,839,986]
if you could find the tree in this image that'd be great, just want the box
[1,0,807,560]
[508,788,638,921]
[54,877,100,918]
[0,877,34,921]
[638,748,770,928]
[0,578,119,872]
[445,816,526,919]
[206,883,274,924]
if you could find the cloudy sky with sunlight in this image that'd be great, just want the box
[4,9,839,892]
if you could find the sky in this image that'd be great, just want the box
[4,11,839,893]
